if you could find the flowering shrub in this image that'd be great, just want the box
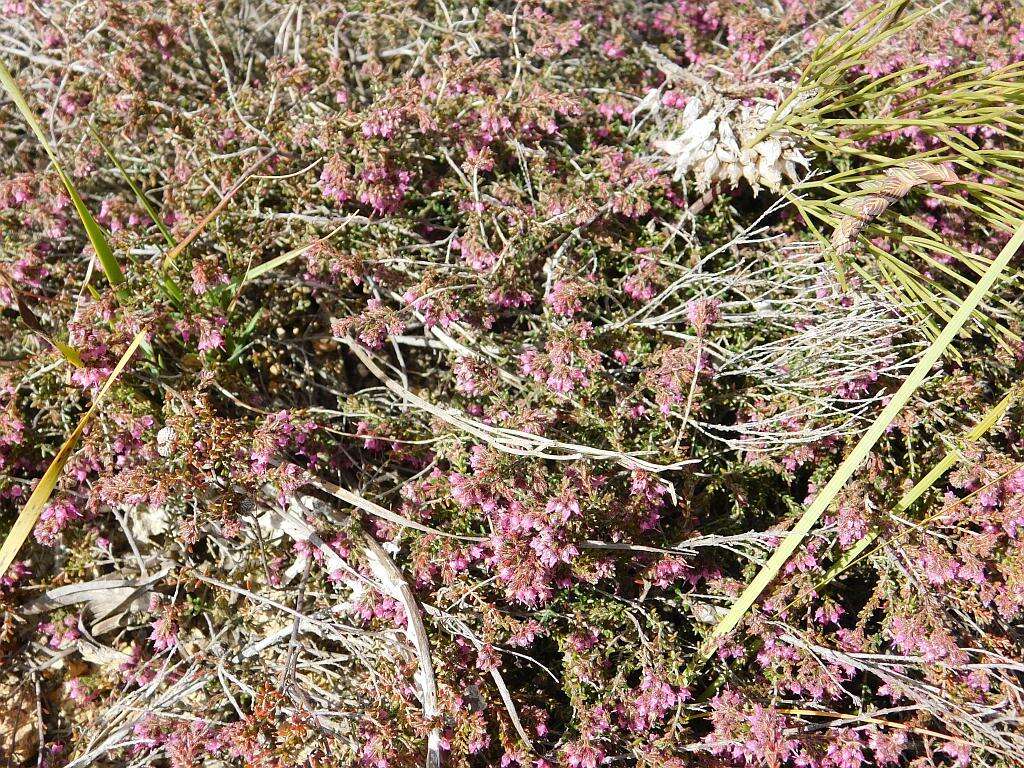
[2,1,1024,767]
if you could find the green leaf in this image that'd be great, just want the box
[0,57,125,288]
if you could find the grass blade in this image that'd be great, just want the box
[0,329,146,577]
[816,382,1020,587]
[88,125,174,247]
[87,127,184,303]
[699,218,1024,659]
[6,283,83,368]
[0,57,125,288]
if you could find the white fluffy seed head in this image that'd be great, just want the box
[646,87,811,194]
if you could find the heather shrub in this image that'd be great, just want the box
[2,1,1024,767]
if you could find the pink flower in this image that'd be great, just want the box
[66,679,93,704]
[627,672,689,732]
[545,278,591,317]
[35,498,83,545]
[197,316,227,352]
[562,741,603,768]
[453,357,493,396]
[519,325,601,395]
[332,299,405,349]
[601,39,626,60]
[190,261,229,295]
[150,615,178,652]
[686,297,721,335]
[479,106,512,143]
[319,155,352,203]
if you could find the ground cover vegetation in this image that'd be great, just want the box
[2,1,1024,766]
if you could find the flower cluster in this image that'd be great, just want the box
[3,2,1024,768]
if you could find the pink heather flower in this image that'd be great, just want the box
[331,299,405,349]
[661,90,689,109]
[867,728,907,766]
[916,541,960,585]
[479,106,512,143]
[952,28,971,47]
[362,106,404,139]
[167,720,223,767]
[643,345,707,415]
[66,678,93,704]
[489,288,533,308]
[568,629,598,652]
[0,560,30,591]
[528,527,579,568]
[71,364,114,391]
[706,690,798,767]
[598,97,632,125]
[402,285,463,329]
[457,236,499,271]
[40,615,81,649]
[0,411,24,454]
[628,672,690,732]
[319,155,352,203]
[686,297,721,335]
[475,644,501,671]
[824,732,866,768]
[453,356,492,396]
[150,615,179,652]
[356,420,386,451]
[545,278,590,317]
[519,327,601,395]
[601,38,626,60]
[835,504,869,547]
[358,164,413,214]
[545,492,580,522]
[507,619,544,647]
[623,269,658,302]
[190,260,229,294]
[648,556,690,588]
[353,592,407,627]
[814,600,845,627]
[132,716,165,750]
[197,317,227,352]
[10,254,49,288]
[35,498,84,545]
[0,174,34,209]
[630,470,669,508]
[449,471,499,513]
[562,741,603,768]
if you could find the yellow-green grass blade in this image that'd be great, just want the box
[236,241,320,284]
[816,382,1020,588]
[50,338,85,368]
[231,225,346,286]
[0,58,125,288]
[698,217,1024,662]
[0,329,146,577]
